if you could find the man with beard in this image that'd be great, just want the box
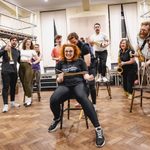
[137,21,150,62]
[90,23,110,82]
[0,36,20,112]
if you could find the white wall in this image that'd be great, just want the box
[66,4,111,68]
[40,10,67,68]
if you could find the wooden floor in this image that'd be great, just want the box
[0,85,150,150]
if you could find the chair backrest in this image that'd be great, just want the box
[139,64,150,87]
[146,65,150,86]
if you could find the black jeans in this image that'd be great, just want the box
[50,83,100,128]
[88,67,96,105]
[1,72,18,104]
[122,69,137,94]
[95,50,108,76]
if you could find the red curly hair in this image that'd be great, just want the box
[60,44,81,61]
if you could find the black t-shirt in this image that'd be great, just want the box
[119,48,137,71]
[56,58,88,86]
[77,40,96,69]
[0,46,20,73]
[77,40,90,59]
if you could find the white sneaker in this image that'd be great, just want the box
[2,104,8,113]
[25,97,32,107]
[10,101,20,108]
[128,94,132,100]
[102,77,108,82]
[97,76,102,82]
[93,104,97,111]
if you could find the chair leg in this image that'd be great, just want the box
[140,89,143,107]
[96,82,99,96]
[60,102,64,129]
[37,92,41,102]
[84,111,89,129]
[106,82,112,99]
[67,99,70,120]
[23,94,25,103]
[130,90,135,112]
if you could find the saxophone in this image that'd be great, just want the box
[93,41,103,47]
[137,48,145,62]
[117,54,123,75]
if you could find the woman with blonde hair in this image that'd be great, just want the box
[118,38,137,99]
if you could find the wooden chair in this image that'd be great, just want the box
[130,65,150,112]
[32,74,41,102]
[96,66,112,99]
[60,99,89,129]
[60,85,89,129]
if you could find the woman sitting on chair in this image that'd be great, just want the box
[118,38,137,99]
[48,44,105,148]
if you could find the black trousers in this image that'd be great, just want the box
[88,67,96,105]
[122,69,137,94]
[1,72,18,104]
[95,50,108,76]
[50,83,100,128]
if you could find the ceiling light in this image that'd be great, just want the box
[44,0,48,2]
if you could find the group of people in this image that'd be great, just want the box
[0,20,149,148]
[0,36,42,113]
[118,21,150,99]
[49,21,150,148]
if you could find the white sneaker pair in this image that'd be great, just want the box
[96,75,108,82]
[2,101,20,113]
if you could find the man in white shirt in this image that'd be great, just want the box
[90,23,110,82]
[137,21,150,61]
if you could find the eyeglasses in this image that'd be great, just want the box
[65,50,74,53]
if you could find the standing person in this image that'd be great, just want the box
[32,44,42,94]
[51,35,62,64]
[67,32,97,109]
[118,39,137,99]
[19,38,39,107]
[48,44,105,148]
[90,23,110,82]
[0,36,20,113]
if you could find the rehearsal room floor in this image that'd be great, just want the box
[0,85,150,150]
